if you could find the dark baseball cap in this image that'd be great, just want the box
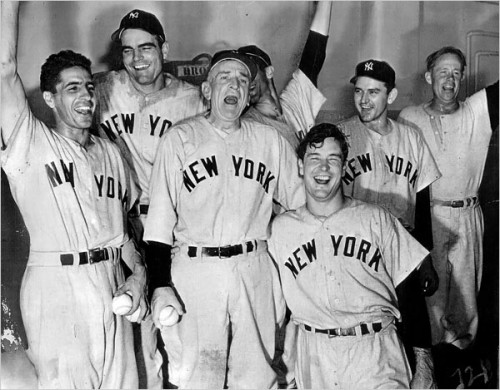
[111,9,166,43]
[350,59,396,88]
[237,45,272,70]
[207,50,258,81]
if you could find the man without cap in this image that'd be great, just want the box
[398,46,499,350]
[238,1,331,150]
[269,123,428,388]
[337,59,441,388]
[1,2,146,388]
[143,50,304,388]
[92,9,206,388]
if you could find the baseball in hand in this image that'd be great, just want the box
[126,307,141,323]
[112,293,133,316]
[159,306,180,327]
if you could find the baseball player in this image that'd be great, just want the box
[143,50,304,388]
[268,123,430,389]
[398,46,499,350]
[239,1,331,150]
[93,9,206,388]
[337,59,441,388]
[1,2,147,388]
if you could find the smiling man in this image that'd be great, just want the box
[268,123,428,388]
[1,2,146,388]
[143,50,304,388]
[398,47,499,351]
[337,59,442,388]
[92,10,206,388]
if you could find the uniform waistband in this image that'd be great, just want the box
[431,196,478,208]
[184,240,267,259]
[300,317,395,338]
[28,247,121,267]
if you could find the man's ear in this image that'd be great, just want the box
[43,91,56,109]
[201,81,211,101]
[298,159,304,177]
[161,41,170,62]
[387,88,398,105]
[425,71,432,85]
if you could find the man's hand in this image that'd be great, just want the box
[115,262,148,322]
[151,286,185,330]
[410,347,437,389]
[418,255,439,296]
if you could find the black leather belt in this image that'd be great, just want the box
[60,248,110,266]
[303,322,382,338]
[140,205,149,215]
[188,241,258,258]
[432,196,478,208]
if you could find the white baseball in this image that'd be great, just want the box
[112,293,133,316]
[126,307,141,323]
[159,306,180,327]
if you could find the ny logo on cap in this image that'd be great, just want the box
[365,62,374,71]
[129,11,139,19]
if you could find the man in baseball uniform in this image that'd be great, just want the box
[1,2,147,388]
[93,9,206,388]
[269,123,429,389]
[337,59,441,388]
[143,50,304,388]
[398,46,499,350]
[238,1,331,150]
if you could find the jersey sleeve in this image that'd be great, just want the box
[280,69,327,140]
[273,133,305,212]
[381,210,429,287]
[1,102,38,177]
[143,128,185,245]
[467,87,492,137]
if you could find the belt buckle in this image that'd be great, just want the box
[451,200,464,208]
[218,245,231,259]
[327,328,340,338]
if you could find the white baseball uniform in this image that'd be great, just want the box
[143,115,304,388]
[243,69,327,150]
[94,69,206,388]
[398,88,492,349]
[1,103,139,389]
[268,198,429,389]
[337,116,441,230]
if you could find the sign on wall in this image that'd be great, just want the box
[164,53,212,85]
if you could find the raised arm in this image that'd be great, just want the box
[299,1,333,86]
[1,1,28,147]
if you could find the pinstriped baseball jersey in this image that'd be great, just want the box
[268,198,428,330]
[143,115,305,246]
[243,69,327,150]
[337,116,441,230]
[94,70,206,206]
[1,104,138,253]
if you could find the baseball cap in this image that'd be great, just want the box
[237,45,272,70]
[111,9,166,43]
[350,59,396,88]
[207,50,258,81]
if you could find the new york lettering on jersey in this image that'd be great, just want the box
[284,234,382,279]
[343,152,419,188]
[182,154,276,194]
[45,158,129,208]
[99,112,173,140]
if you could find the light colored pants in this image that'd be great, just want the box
[295,321,411,389]
[160,246,280,388]
[427,203,483,349]
[21,252,137,389]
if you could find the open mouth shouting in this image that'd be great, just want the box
[314,175,331,185]
[224,95,239,105]
[134,63,150,71]
[74,103,93,116]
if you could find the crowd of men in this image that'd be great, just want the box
[1,1,498,389]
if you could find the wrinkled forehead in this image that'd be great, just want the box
[354,75,386,89]
[120,28,160,46]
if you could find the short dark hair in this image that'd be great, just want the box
[426,46,466,72]
[297,123,349,163]
[40,50,92,93]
